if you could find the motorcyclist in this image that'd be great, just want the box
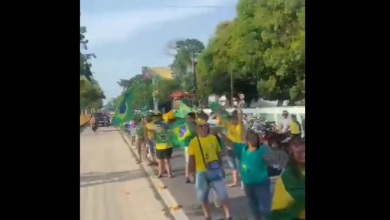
[104,114,111,127]
[90,114,97,132]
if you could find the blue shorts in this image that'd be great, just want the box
[195,171,228,202]
[226,150,239,170]
[148,140,156,154]
[244,179,271,219]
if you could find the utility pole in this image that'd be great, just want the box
[188,52,197,107]
[230,70,234,107]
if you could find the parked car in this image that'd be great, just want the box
[95,112,109,127]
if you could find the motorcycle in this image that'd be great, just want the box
[91,123,98,132]
[246,119,286,176]
[249,119,291,155]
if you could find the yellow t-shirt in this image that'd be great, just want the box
[187,135,221,172]
[144,122,155,139]
[225,122,244,143]
[155,132,172,150]
[216,116,222,126]
[156,143,172,150]
[288,121,301,134]
[271,171,305,219]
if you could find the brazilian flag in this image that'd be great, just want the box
[174,102,192,118]
[167,118,194,148]
[209,102,231,122]
[112,87,136,126]
[270,164,305,220]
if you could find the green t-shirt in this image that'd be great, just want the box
[136,124,144,137]
[155,131,172,144]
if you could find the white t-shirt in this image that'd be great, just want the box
[281,118,290,132]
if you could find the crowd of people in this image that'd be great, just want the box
[122,108,305,220]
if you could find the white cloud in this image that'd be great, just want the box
[81,0,235,48]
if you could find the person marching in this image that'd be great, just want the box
[218,109,245,188]
[288,114,302,140]
[183,112,197,183]
[155,122,174,178]
[271,138,305,220]
[144,115,158,166]
[134,117,145,163]
[187,114,232,220]
[218,129,278,220]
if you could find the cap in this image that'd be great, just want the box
[194,117,208,125]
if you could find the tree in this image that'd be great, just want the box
[80,76,106,111]
[80,14,95,81]
[155,78,181,101]
[115,74,181,109]
[104,98,117,111]
[80,15,104,112]
[196,20,260,105]
[169,39,205,77]
[196,0,305,105]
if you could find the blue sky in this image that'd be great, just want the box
[80,0,238,101]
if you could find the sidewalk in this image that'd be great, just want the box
[80,127,175,220]
[122,132,281,220]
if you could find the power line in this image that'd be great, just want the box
[163,5,235,8]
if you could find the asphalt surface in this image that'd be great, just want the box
[80,127,174,220]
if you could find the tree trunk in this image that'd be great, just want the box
[276,100,284,106]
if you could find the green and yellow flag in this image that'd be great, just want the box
[168,118,194,148]
[112,87,136,125]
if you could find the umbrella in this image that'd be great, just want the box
[169,91,186,97]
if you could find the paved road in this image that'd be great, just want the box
[80,127,173,220]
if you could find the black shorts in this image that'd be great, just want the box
[156,148,173,160]
[291,133,301,140]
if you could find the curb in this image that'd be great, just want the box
[80,123,89,134]
[119,129,190,220]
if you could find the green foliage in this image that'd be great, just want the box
[104,98,117,111]
[80,76,106,110]
[117,75,153,109]
[170,39,205,80]
[80,14,105,111]
[115,73,182,109]
[156,78,181,101]
[80,14,96,81]
[196,0,305,104]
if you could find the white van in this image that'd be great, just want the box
[205,106,305,131]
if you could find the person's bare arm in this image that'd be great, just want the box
[188,155,196,174]
[143,125,149,141]
[262,145,287,166]
[218,133,233,149]
[237,108,243,122]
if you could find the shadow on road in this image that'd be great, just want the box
[183,195,250,220]
[95,128,117,133]
[80,170,148,188]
